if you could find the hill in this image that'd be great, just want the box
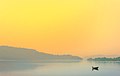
[0,46,82,62]
[87,57,120,61]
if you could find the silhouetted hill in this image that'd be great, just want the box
[87,57,120,61]
[86,54,120,58]
[0,46,82,62]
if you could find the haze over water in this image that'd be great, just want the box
[0,61,120,76]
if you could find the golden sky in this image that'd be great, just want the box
[0,0,120,57]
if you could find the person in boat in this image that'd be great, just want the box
[92,66,99,71]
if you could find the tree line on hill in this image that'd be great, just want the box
[87,57,120,61]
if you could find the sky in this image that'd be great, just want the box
[0,0,120,57]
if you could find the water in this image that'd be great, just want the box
[0,61,120,76]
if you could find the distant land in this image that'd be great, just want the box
[87,57,120,61]
[0,46,82,62]
[85,54,120,58]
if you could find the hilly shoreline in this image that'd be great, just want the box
[0,46,82,62]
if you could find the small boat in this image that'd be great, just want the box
[92,66,99,71]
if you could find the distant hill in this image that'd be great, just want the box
[0,46,82,62]
[86,54,120,58]
[87,57,120,61]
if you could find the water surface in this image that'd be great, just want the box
[0,61,120,76]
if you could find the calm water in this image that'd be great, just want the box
[0,61,120,76]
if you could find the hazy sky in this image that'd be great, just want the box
[0,0,120,57]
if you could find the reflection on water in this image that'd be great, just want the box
[0,61,120,76]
